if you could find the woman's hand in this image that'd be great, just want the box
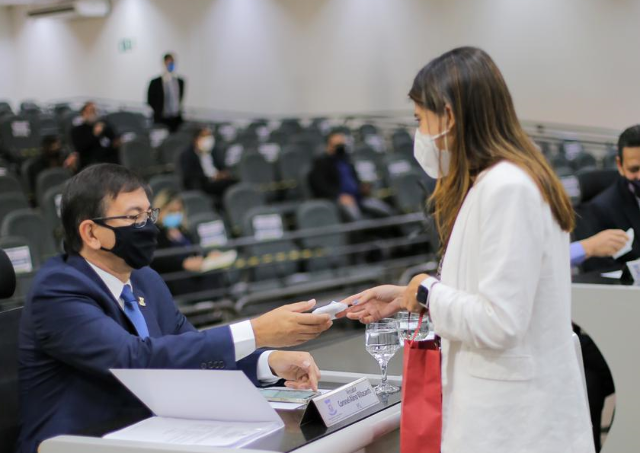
[336,285,405,324]
[183,256,204,272]
[403,273,431,313]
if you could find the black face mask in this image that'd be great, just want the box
[627,178,640,197]
[334,144,347,157]
[95,221,159,269]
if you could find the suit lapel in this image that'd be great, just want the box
[65,254,133,329]
[619,179,640,234]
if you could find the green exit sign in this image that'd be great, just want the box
[118,38,134,53]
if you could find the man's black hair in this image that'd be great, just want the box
[163,53,174,62]
[618,125,640,163]
[61,164,151,254]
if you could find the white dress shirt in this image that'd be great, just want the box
[199,152,218,179]
[86,260,277,382]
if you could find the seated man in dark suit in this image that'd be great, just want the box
[584,124,640,271]
[308,130,394,222]
[17,164,331,453]
[179,127,237,197]
[70,102,121,170]
[147,53,185,132]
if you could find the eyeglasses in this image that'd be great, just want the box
[92,208,159,229]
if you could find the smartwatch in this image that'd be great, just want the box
[416,277,439,309]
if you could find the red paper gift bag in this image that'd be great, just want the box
[400,314,442,453]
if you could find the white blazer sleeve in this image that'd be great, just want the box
[429,178,545,350]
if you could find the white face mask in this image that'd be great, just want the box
[198,136,215,154]
[413,127,451,179]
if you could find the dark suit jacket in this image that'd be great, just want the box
[582,176,640,271]
[308,155,362,200]
[17,254,260,453]
[147,76,185,123]
[70,123,119,169]
[178,145,227,192]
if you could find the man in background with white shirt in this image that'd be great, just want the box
[17,164,331,453]
[147,53,185,132]
[179,127,237,198]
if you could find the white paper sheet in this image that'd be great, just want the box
[613,228,634,260]
[105,417,280,447]
[110,369,282,424]
[107,369,284,447]
[601,270,623,279]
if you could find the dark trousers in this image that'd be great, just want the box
[576,328,615,452]
[158,115,183,133]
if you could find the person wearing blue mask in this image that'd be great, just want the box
[151,189,233,295]
[147,53,185,132]
[583,124,640,271]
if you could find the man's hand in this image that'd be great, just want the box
[93,122,104,137]
[581,229,629,258]
[268,351,321,391]
[403,273,430,313]
[251,300,332,348]
[337,285,404,324]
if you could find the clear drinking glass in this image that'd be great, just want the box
[365,318,401,394]
[396,311,431,344]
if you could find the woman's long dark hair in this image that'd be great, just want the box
[409,47,574,253]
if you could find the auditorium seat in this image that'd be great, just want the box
[1,210,57,265]
[41,186,65,247]
[295,200,349,272]
[149,174,179,197]
[34,113,60,137]
[392,128,413,152]
[359,124,379,139]
[0,101,12,117]
[0,115,40,160]
[157,135,190,167]
[103,111,148,138]
[0,236,37,302]
[0,174,24,196]
[180,190,214,221]
[241,206,299,282]
[223,183,265,236]
[119,137,158,177]
[238,152,276,193]
[389,171,427,214]
[0,194,29,232]
[19,101,40,116]
[571,152,597,171]
[277,146,314,200]
[576,168,618,205]
[35,168,70,208]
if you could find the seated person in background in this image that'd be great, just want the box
[70,102,121,170]
[570,229,629,267]
[309,130,394,222]
[27,135,77,194]
[18,164,332,453]
[584,124,640,270]
[151,189,233,295]
[179,127,236,198]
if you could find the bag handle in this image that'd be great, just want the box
[408,311,426,343]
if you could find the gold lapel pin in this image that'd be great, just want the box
[138,297,146,307]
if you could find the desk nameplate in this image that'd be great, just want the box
[301,377,379,428]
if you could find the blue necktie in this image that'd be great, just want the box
[120,284,149,339]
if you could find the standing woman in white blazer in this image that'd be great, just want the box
[340,47,595,453]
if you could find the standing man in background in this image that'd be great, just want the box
[147,53,185,132]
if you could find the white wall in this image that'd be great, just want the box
[0,6,16,103]
[3,0,640,129]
